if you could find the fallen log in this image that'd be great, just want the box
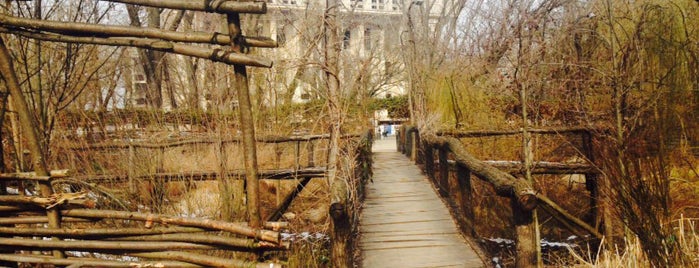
[60,209,280,243]
[0,253,199,268]
[131,251,283,268]
[422,133,537,211]
[267,177,313,222]
[537,194,603,240]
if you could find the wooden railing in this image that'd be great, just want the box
[330,130,374,267]
[397,126,603,267]
[0,132,374,267]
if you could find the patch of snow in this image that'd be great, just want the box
[280,231,329,242]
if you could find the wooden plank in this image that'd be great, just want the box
[360,137,485,268]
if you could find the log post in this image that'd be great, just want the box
[410,130,418,162]
[127,143,135,192]
[226,11,261,228]
[438,146,449,196]
[424,143,434,181]
[581,132,599,227]
[456,164,475,236]
[512,198,537,268]
[295,141,300,171]
[396,128,402,152]
[404,129,412,157]
[307,141,315,167]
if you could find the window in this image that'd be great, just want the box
[301,93,311,100]
[392,0,399,10]
[343,30,351,49]
[385,93,392,99]
[371,0,377,9]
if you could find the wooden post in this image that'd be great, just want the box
[275,143,281,206]
[127,143,135,193]
[307,141,315,167]
[512,198,537,268]
[396,128,402,152]
[295,141,300,171]
[424,143,434,180]
[404,130,412,157]
[410,130,418,162]
[581,132,599,226]
[438,147,449,196]
[456,164,475,236]
[226,11,261,228]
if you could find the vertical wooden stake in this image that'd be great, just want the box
[410,130,418,162]
[226,12,261,228]
[438,147,449,196]
[512,199,537,268]
[424,144,434,180]
[307,140,315,167]
[295,141,300,171]
[128,143,135,192]
[581,132,599,227]
[456,165,475,236]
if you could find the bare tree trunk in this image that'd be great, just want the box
[520,83,542,267]
[0,36,63,258]
[324,0,349,266]
[126,5,164,109]
[226,13,261,228]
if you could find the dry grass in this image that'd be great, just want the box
[567,216,699,267]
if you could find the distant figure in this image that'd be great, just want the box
[382,124,389,137]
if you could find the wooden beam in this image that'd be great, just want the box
[422,133,537,211]
[103,0,267,14]
[438,126,592,138]
[0,27,272,68]
[60,209,280,243]
[0,14,276,48]
[0,254,199,268]
[74,167,326,183]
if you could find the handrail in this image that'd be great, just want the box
[422,133,537,211]
[61,133,361,150]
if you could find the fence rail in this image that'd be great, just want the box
[397,126,604,267]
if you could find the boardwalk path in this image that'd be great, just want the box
[359,136,484,267]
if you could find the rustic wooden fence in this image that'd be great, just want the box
[0,131,373,267]
[397,126,604,267]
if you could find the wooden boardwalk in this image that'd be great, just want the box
[359,136,485,267]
